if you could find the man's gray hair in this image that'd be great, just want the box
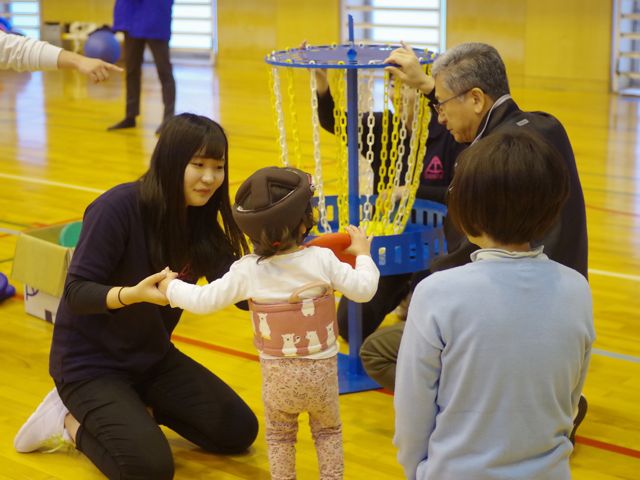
[431,43,510,100]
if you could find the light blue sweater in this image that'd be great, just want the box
[394,248,594,480]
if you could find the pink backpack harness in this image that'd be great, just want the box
[248,282,338,357]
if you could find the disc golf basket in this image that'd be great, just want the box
[265,17,447,393]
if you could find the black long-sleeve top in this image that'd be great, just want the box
[430,99,589,279]
[317,89,464,204]
[50,183,237,384]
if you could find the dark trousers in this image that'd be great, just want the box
[124,33,176,120]
[56,348,258,480]
[337,273,412,342]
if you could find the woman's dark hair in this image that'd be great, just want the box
[447,129,569,245]
[139,113,248,277]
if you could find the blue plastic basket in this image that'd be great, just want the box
[310,195,447,276]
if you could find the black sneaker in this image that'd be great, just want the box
[107,117,136,131]
[570,395,588,445]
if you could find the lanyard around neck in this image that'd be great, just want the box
[470,94,512,146]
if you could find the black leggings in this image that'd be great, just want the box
[124,33,176,120]
[56,348,258,480]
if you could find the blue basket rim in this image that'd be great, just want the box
[265,43,437,69]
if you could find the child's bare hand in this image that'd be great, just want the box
[158,268,178,296]
[344,225,372,257]
[378,185,409,207]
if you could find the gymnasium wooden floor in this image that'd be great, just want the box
[1,59,639,479]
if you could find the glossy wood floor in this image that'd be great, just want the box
[0,60,639,479]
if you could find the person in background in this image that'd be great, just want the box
[313,63,464,343]
[155,166,379,480]
[394,130,594,480]
[1,29,121,81]
[107,0,176,133]
[359,43,589,442]
[14,114,258,479]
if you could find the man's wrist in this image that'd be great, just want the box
[419,78,435,95]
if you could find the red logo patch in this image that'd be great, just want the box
[424,156,444,180]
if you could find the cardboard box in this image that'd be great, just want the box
[11,224,74,324]
[40,22,64,48]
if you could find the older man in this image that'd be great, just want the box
[361,41,588,443]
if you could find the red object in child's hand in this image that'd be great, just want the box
[305,232,356,267]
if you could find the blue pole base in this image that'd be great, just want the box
[337,352,381,394]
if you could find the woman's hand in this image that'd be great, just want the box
[120,270,173,307]
[344,225,373,257]
[57,50,123,83]
[314,68,329,95]
[378,185,410,208]
[384,41,434,95]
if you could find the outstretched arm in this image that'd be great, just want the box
[0,30,122,81]
[57,49,123,83]
[326,226,380,302]
[384,41,435,95]
[108,270,171,308]
[64,270,171,314]
[165,264,249,314]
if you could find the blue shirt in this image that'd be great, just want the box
[113,0,174,41]
[394,248,594,480]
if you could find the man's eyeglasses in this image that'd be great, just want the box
[432,89,472,115]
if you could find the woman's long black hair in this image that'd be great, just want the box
[139,113,248,278]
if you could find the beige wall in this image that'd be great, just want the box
[40,0,611,91]
[40,0,113,25]
[216,0,341,63]
[446,0,612,92]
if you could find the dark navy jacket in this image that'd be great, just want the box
[113,0,174,41]
[432,99,589,279]
[50,183,234,384]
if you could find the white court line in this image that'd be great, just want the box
[0,172,104,194]
[592,348,640,363]
[589,269,640,282]
[4,171,640,364]
[2,173,640,282]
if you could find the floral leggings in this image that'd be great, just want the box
[260,356,343,480]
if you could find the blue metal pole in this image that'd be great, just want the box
[346,15,364,375]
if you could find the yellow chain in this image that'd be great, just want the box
[396,93,431,232]
[377,76,402,234]
[268,66,288,165]
[332,68,350,230]
[370,70,392,234]
[395,63,432,232]
[285,65,302,168]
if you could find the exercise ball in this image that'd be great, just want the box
[83,27,121,64]
[0,272,15,302]
[0,18,12,33]
[59,221,82,248]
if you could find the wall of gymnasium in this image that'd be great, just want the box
[40,0,611,92]
[40,1,112,26]
[446,0,612,92]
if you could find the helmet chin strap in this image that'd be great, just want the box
[470,94,512,146]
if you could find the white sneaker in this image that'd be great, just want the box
[14,388,73,453]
